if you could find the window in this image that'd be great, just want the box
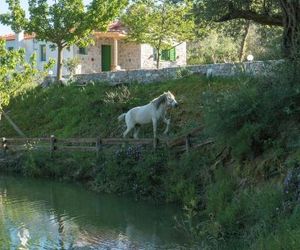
[153,47,176,61]
[79,47,88,55]
[40,45,46,61]
[8,47,14,51]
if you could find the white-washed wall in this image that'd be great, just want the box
[4,39,62,75]
[39,42,73,75]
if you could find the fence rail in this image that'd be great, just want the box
[1,127,213,156]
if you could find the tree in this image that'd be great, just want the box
[194,0,300,60]
[121,0,194,69]
[0,39,54,135]
[1,0,127,81]
[188,29,239,64]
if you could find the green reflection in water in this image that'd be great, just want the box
[0,174,192,249]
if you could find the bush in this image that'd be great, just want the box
[176,67,193,78]
[203,73,300,160]
[93,146,168,199]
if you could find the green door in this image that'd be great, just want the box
[101,45,111,72]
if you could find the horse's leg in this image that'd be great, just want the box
[133,126,140,139]
[123,122,135,138]
[123,126,132,138]
[163,116,170,134]
[152,118,157,139]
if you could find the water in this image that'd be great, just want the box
[0,175,193,249]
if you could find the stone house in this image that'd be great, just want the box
[0,22,187,76]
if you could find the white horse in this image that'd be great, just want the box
[118,91,178,139]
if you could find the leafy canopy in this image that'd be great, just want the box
[194,0,282,26]
[121,0,194,67]
[26,0,127,47]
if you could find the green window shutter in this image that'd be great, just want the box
[40,45,46,61]
[160,48,176,61]
[170,47,176,61]
[161,49,169,61]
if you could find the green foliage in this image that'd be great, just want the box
[204,178,283,248]
[121,0,194,68]
[194,0,281,25]
[93,147,168,199]
[176,67,192,78]
[203,72,300,160]
[0,0,27,33]
[193,0,300,60]
[246,24,282,60]
[165,150,214,204]
[189,30,238,64]
[0,39,54,110]
[189,21,282,65]
[1,0,127,80]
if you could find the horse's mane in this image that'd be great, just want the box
[151,93,167,110]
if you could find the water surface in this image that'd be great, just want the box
[0,174,192,249]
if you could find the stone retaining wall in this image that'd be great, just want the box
[55,60,280,86]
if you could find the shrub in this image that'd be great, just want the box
[93,146,168,199]
[165,150,214,204]
[176,67,193,78]
[203,73,300,160]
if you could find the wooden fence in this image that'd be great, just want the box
[1,127,214,156]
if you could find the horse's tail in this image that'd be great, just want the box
[118,113,126,122]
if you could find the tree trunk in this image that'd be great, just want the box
[280,0,300,80]
[156,49,160,69]
[56,45,63,82]
[239,20,251,62]
[280,0,300,59]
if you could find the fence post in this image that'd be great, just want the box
[50,135,56,158]
[96,137,102,157]
[2,137,8,154]
[153,137,158,150]
[185,134,191,154]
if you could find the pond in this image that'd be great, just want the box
[0,174,194,249]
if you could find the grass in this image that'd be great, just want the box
[0,75,238,138]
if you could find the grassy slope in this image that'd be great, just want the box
[2,74,300,249]
[0,75,232,138]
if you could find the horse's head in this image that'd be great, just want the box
[165,91,178,108]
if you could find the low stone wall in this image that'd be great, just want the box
[67,60,280,85]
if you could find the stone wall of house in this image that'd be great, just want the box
[68,61,279,86]
[141,43,187,69]
[75,38,115,74]
[75,39,141,73]
[72,40,187,73]
[118,41,141,70]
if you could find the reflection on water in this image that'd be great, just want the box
[0,175,192,249]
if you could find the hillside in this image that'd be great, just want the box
[0,76,234,137]
[0,75,227,138]
[1,73,300,249]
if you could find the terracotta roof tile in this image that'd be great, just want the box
[0,21,125,41]
[0,33,36,41]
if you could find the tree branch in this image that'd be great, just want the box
[217,8,283,26]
